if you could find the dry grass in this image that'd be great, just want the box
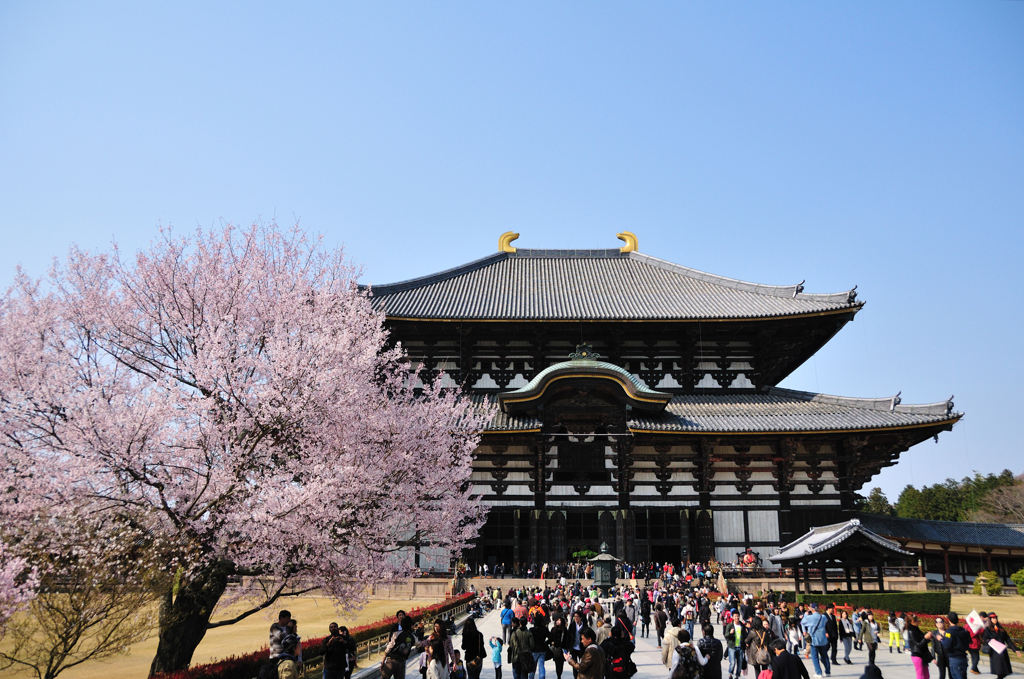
[951,592,1024,623]
[5,594,440,679]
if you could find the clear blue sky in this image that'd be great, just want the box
[2,2,1021,500]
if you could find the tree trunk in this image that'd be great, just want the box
[149,559,233,676]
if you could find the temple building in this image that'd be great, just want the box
[368,232,962,570]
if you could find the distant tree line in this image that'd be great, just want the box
[858,469,1023,522]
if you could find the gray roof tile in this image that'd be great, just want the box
[367,249,861,321]
[856,513,1024,549]
[481,387,958,433]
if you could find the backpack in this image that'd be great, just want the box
[257,658,283,679]
[388,631,417,661]
[670,644,701,679]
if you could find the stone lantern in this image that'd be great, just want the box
[588,542,621,597]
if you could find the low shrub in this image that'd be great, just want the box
[973,571,1003,596]
[795,591,951,615]
[153,592,475,679]
[1011,568,1024,595]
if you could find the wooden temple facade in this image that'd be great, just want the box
[368,233,962,569]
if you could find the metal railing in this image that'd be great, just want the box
[297,597,476,679]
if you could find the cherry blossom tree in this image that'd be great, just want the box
[0,223,492,675]
[0,545,36,635]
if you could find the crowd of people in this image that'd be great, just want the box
[259,581,1022,679]
[466,562,722,584]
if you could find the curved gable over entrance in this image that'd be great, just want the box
[497,346,671,415]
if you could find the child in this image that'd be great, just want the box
[450,650,466,679]
[787,619,803,655]
[489,636,504,679]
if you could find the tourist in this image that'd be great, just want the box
[907,615,934,679]
[490,637,505,679]
[641,594,652,639]
[981,613,1022,679]
[391,610,408,635]
[670,629,708,679]
[275,633,302,679]
[725,615,745,679]
[825,606,839,665]
[888,611,904,654]
[531,613,550,679]
[285,618,303,667]
[746,617,773,678]
[428,639,450,679]
[663,617,683,668]
[697,624,724,679]
[940,612,972,679]
[509,617,537,679]
[381,616,419,679]
[270,610,293,659]
[502,603,517,644]
[451,650,467,679]
[858,612,880,666]
[564,627,605,679]
[462,618,486,679]
[839,611,855,665]
[569,611,587,675]
[431,619,456,666]
[968,613,985,676]
[599,625,635,679]
[324,623,357,679]
[550,615,571,679]
[787,618,804,656]
[655,603,669,648]
[931,618,949,679]
[801,603,831,678]
[770,638,810,679]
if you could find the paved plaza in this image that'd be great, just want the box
[449,609,961,679]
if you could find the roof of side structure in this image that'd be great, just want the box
[366,249,862,321]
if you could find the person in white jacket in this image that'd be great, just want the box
[669,630,708,677]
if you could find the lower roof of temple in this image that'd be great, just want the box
[476,386,960,434]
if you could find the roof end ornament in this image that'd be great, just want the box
[890,391,902,411]
[848,285,858,303]
[569,343,601,360]
[616,231,639,253]
[793,280,805,297]
[498,231,519,253]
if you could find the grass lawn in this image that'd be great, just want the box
[951,593,1024,622]
[8,594,440,679]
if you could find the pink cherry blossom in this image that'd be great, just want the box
[0,222,492,672]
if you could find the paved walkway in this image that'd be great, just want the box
[454,609,948,679]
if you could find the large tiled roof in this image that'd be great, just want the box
[770,519,914,564]
[856,513,1024,549]
[482,387,959,433]
[367,249,861,321]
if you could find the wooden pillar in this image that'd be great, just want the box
[804,566,811,594]
[876,559,885,592]
[794,562,802,594]
[845,566,852,592]
[513,510,521,574]
[820,560,828,594]
[942,547,951,584]
[857,564,864,591]
[986,550,993,572]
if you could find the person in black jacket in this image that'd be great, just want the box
[463,618,487,679]
[770,639,810,679]
[549,615,572,679]
[825,606,840,665]
[599,625,635,679]
[698,624,724,679]
[325,623,357,679]
[931,618,949,679]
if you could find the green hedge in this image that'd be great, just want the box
[795,591,951,615]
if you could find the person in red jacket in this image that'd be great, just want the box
[967,612,986,675]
